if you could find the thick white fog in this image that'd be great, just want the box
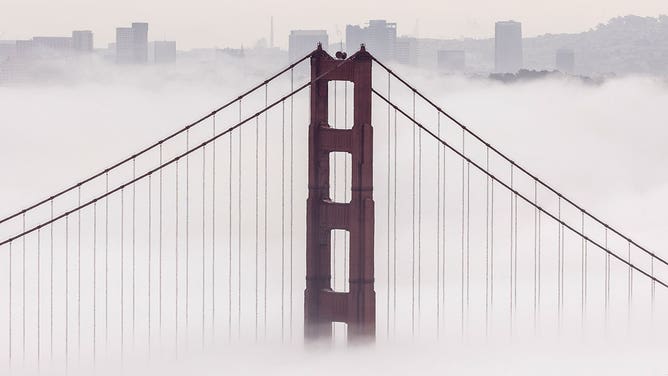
[1,59,668,374]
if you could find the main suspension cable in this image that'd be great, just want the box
[370,56,668,271]
[0,53,315,228]
[372,89,668,290]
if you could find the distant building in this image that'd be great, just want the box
[555,48,575,73]
[154,41,176,63]
[437,50,466,72]
[116,22,148,63]
[32,37,73,58]
[15,36,72,59]
[0,57,29,83]
[218,47,245,59]
[0,41,16,62]
[288,30,328,62]
[495,21,523,73]
[72,30,94,52]
[116,27,133,62]
[395,37,418,65]
[345,20,397,60]
[132,23,148,62]
[16,40,36,58]
[367,20,396,60]
[346,25,365,55]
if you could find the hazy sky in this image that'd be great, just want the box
[1,0,667,49]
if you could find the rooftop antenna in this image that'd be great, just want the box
[335,25,342,51]
[270,16,274,48]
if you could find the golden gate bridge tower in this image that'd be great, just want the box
[305,45,376,341]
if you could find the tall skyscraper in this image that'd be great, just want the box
[131,23,148,63]
[116,22,148,64]
[345,20,397,60]
[495,21,523,73]
[288,30,328,62]
[72,30,93,52]
[556,48,575,73]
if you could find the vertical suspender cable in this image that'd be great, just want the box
[22,213,25,364]
[264,86,268,338]
[537,183,541,327]
[460,130,465,340]
[105,173,109,351]
[50,202,54,360]
[418,95,423,333]
[557,197,562,331]
[290,69,295,339]
[238,101,243,340]
[159,146,163,345]
[584,214,587,326]
[202,144,207,349]
[37,226,41,366]
[466,156,470,334]
[281,100,286,342]
[442,114,447,329]
[437,111,441,338]
[387,74,391,337]
[175,159,180,356]
[490,173,495,328]
[132,161,136,349]
[148,174,152,354]
[78,187,82,361]
[411,90,416,337]
[485,147,490,336]
[65,215,69,369]
[628,241,632,328]
[120,187,125,360]
[560,204,565,322]
[509,163,517,336]
[9,241,12,368]
[228,125,233,341]
[513,171,518,317]
[93,202,97,362]
[185,131,190,342]
[212,114,217,344]
[651,256,655,323]
[604,227,609,329]
[255,115,259,341]
[581,211,586,329]
[533,181,538,331]
[393,108,398,334]
[77,186,81,361]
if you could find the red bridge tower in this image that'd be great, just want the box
[305,45,376,342]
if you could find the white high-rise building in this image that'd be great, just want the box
[116,22,148,64]
[345,20,397,60]
[495,21,523,73]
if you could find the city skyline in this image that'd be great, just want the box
[0,0,667,49]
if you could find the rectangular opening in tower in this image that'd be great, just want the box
[332,322,348,345]
[327,81,354,129]
[329,151,351,203]
[330,229,350,293]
